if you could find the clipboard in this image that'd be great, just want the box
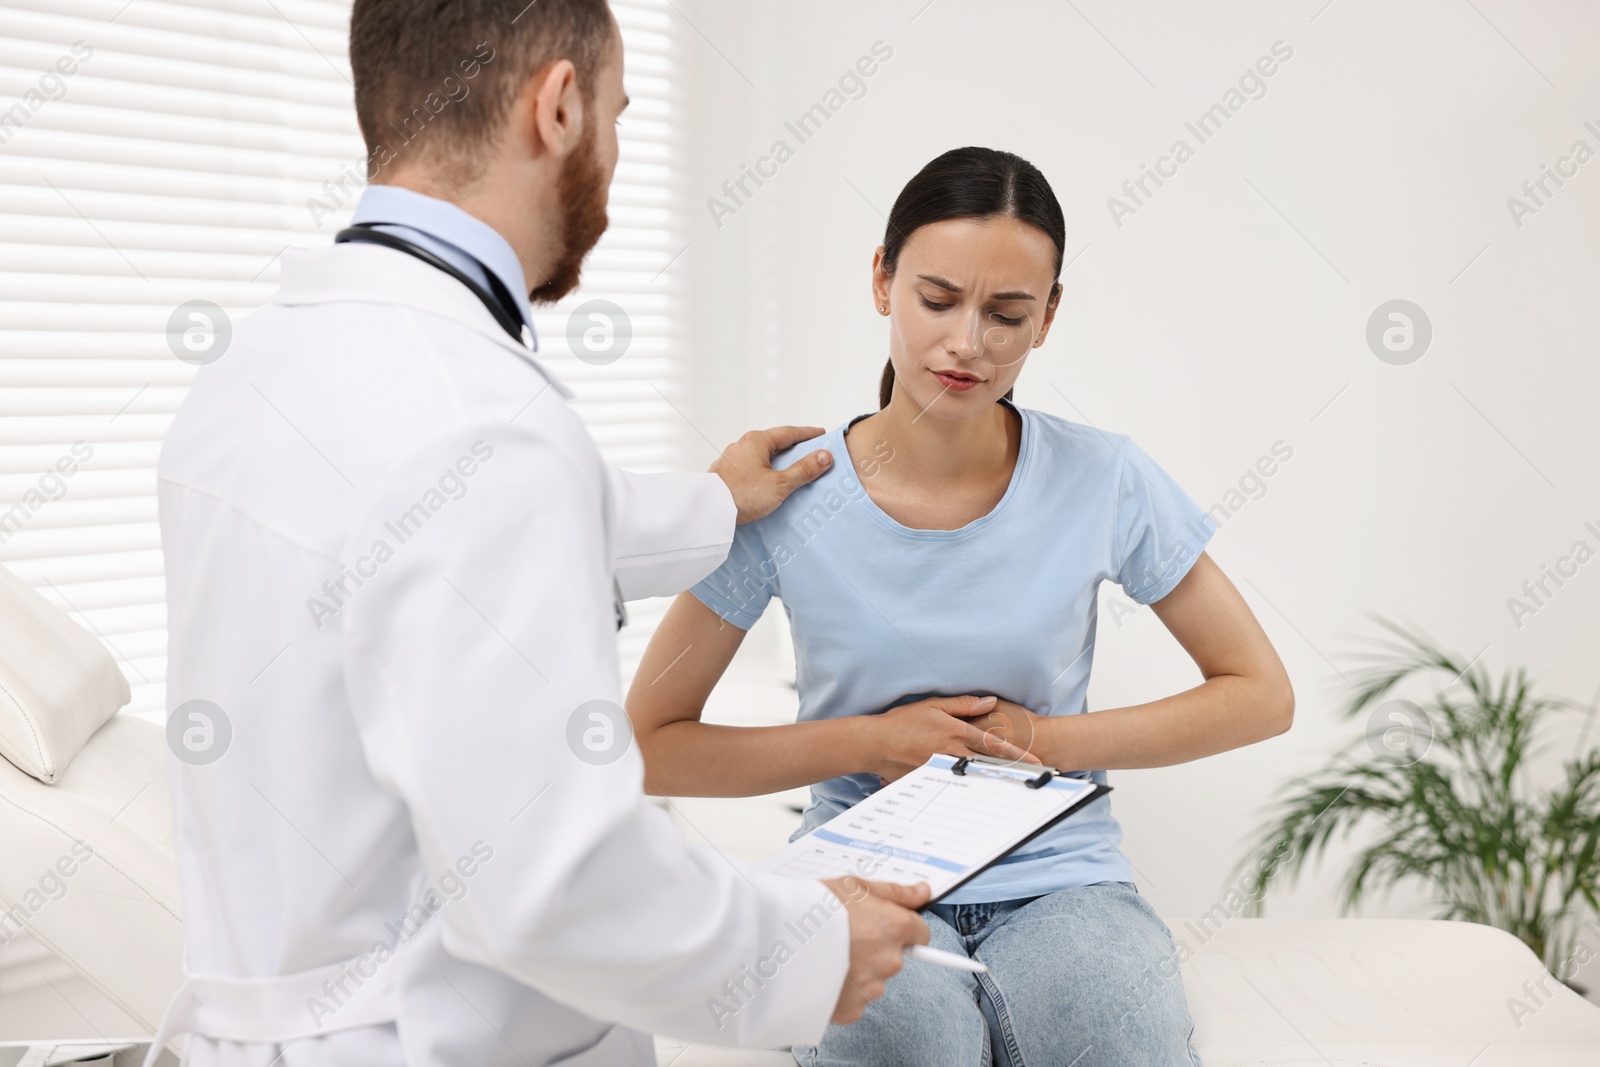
[757,753,1110,902]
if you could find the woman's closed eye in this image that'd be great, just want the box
[918,295,1027,327]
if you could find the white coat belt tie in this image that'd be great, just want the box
[139,954,398,1067]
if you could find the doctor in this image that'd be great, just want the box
[152,0,943,1063]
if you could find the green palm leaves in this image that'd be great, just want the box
[1233,615,1600,981]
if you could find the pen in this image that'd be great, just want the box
[906,944,988,973]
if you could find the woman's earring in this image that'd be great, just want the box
[878,304,887,314]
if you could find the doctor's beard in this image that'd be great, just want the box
[530,117,607,304]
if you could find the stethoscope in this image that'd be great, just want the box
[334,222,630,632]
[335,222,529,347]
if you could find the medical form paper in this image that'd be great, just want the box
[758,754,1110,901]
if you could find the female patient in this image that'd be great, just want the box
[628,146,1293,1067]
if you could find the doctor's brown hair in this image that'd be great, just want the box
[877,147,1066,409]
[348,0,615,182]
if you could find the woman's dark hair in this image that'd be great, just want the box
[877,147,1066,409]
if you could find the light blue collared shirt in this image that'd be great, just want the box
[349,185,538,349]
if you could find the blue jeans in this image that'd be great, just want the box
[793,881,1202,1067]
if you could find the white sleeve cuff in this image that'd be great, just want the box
[609,469,736,600]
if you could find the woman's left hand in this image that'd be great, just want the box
[968,699,1049,763]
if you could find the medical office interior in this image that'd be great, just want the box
[2,0,1599,1064]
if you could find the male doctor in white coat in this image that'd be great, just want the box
[152,1,949,1063]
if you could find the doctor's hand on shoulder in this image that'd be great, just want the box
[820,876,931,1024]
[712,425,833,524]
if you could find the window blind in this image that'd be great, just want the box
[0,0,692,717]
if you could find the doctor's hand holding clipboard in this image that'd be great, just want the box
[148,4,931,1065]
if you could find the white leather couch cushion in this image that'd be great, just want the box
[1180,916,1600,1065]
[0,565,129,783]
[0,715,182,1037]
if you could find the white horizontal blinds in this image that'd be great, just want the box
[0,0,692,712]
[537,0,692,670]
[0,0,363,719]
[547,0,681,463]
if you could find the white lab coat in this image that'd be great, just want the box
[155,243,849,1066]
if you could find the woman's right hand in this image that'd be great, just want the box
[866,695,1042,784]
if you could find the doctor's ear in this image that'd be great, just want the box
[521,58,584,158]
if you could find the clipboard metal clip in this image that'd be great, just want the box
[950,756,1055,789]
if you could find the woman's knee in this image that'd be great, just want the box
[797,1019,985,1067]
[976,885,1200,1066]
[986,964,1197,1067]
[798,960,988,1067]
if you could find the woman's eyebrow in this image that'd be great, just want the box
[914,273,1035,301]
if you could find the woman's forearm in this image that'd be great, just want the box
[638,715,879,797]
[1034,673,1292,771]
[1026,553,1294,772]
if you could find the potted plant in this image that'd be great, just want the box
[1232,615,1600,992]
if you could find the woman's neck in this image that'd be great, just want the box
[851,394,1020,493]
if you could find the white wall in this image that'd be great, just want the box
[669,0,1600,981]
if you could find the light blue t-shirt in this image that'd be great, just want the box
[690,401,1218,903]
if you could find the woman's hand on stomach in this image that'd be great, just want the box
[968,698,1050,764]
[869,695,1041,784]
